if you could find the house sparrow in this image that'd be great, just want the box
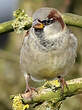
[20,8,77,92]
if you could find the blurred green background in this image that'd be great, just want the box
[0,0,82,110]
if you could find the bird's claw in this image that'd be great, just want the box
[57,76,69,93]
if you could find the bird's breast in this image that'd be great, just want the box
[20,39,74,81]
[20,29,77,81]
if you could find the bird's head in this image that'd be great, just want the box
[32,8,65,37]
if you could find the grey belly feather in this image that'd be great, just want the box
[20,31,77,81]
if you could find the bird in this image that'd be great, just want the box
[20,7,77,92]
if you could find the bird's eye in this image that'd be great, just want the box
[46,19,54,25]
[41,19,54,26]
[46,19,51,25]
[41,20,47,25]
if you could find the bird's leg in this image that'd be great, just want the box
[24,73,37,94]
[21,73,33,99]
[57,76,69,93]
[24,73,31,93]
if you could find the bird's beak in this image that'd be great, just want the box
[33,23,44,29]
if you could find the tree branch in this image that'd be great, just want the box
[62,13,82,28]
[11,78,82,110]
[0,10,82,35]
[0,20,14,35]
[0,19,32,35]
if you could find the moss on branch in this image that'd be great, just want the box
[0,9,82,35]
[11,78,82,110]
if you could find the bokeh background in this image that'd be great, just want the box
[0,0,82,110]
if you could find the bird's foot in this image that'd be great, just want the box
[25,86,37,94]
[57,76,69,93]
[22,86,37,100]
[22,73,37,99]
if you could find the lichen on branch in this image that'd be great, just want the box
[11,78,82,110]
[12,9,32,33]
[12,94,29,110]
